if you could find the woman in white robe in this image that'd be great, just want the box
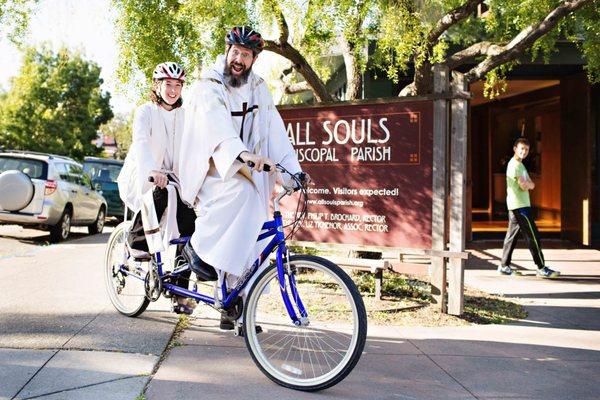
[117,62,197,314]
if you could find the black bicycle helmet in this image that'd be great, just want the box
[225,26,264,54]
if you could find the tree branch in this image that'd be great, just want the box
[282,81,311,94]
[411,0,484,95]
[271,2,289,44]
[446,41,503,70]
[463,0,594,83]
[427,0,485,44]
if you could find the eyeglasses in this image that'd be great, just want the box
[230,48,254,61]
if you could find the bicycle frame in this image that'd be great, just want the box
[119,210,308,326]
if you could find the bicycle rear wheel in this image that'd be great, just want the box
[243,254,367,391]
[104,222,149,317]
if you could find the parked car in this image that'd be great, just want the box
[0,150,107,242]
[82,157,125,220]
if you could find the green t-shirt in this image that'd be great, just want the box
[506,157,530,210]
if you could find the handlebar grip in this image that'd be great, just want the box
[246,161,271,172]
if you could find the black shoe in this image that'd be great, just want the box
[219,313,263,336]
[181,242,218,281]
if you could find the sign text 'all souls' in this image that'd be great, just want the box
[288,117,394,163]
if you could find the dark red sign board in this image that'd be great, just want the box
[278,99,433,249]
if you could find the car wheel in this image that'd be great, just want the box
[88,207,105,235]
[50,209,72,243]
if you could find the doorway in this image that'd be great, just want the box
[469,81,562,236]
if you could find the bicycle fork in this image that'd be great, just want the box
[277,247,310,327]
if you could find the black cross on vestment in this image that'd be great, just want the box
[230,102,258,141]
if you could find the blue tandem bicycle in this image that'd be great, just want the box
[104,165,367,391]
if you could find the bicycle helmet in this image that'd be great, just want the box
[152,62,186,82]
[225,26,264,54]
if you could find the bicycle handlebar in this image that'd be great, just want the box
[245,161,271,172]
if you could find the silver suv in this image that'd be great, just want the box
[0,150,107,242]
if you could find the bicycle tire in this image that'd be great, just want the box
[243,254,367,391]
[104,222,149,317]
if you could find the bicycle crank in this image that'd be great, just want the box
[144,263,162,301]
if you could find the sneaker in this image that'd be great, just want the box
[537,266,560,278]
[497,265,521,275]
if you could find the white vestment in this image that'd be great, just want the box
[117,102,185,211]
[178,55,301,276]
[117,102,184,257]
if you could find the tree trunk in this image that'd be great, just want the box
[338,35,362,100]
[413,60,434,95]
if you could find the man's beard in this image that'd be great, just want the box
[223,62,251,88]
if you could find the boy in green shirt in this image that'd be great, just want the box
[499,138,560,278]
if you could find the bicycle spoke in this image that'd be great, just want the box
[244,255,367,390]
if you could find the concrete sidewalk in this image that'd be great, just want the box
[0,232,178,400]
[146,241,600,400]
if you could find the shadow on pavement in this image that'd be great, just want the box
[144,330,600,400]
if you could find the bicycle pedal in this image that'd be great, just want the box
[233,323,263,337]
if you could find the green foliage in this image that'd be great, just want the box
[112,0,599,100]
[569,4,600,84]
[0,46,113,160]
[112,0,381,101]
[112,0,249,97]
[0,0,37,44]
[374,0,600,94]
[99,113,133,160]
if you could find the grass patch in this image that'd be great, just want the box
[352,271,527,326]
[463,288,528,324]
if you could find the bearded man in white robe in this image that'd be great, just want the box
[178,26,304,328]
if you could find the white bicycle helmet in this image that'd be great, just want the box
[152,62,186,82]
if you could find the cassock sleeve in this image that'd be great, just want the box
[213,138,247,181]
[131,104,156,196]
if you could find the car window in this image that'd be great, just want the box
[83,161,122,183]
[0,156,47,179]
[67,164,85,185]
[54,163,72,183]
[82,173,95,189]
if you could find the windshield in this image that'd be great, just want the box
[0,156,47,179]
[83,162,122,183]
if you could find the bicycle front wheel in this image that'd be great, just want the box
[244,254,367,391]
[104,222,149,317]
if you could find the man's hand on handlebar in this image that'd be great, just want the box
[238,151,276,174]
[149,171,168,188]
[297,172,312,187]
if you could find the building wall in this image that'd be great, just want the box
[561,73,592,244]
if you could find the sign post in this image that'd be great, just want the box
[431,65,450,312]
[449,71,469,315]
